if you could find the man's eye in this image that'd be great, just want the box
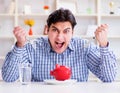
[64,30,70,34]
[52,29,57,32]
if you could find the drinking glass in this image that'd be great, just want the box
[18,63,32,85]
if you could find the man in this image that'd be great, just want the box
[2,8,117,82]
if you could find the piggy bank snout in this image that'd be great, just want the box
[50,70,55,76]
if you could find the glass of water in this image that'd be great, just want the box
[18,63,32,85]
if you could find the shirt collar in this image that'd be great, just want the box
[45,37,52,52]
[67,38,74,51]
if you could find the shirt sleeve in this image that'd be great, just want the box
[86,42,118,82]
[2,44,29,82]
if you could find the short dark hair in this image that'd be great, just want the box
[47,8,77,29]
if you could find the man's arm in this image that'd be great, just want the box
[87,24,117,82]
[87,43,117,82]
[2,45,28,82]
[2,26,29,82]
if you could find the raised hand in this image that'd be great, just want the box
[95,24,108,47]
[13,26,27,47]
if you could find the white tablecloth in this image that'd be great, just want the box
[0,81,120,93]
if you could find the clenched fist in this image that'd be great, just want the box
[13,26,27,47]
[95,24,108,47]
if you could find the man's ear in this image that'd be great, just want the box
[43,25,48,35]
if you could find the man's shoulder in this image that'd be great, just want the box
[71,37,88,44]
[32,36,48,43]
[27,36,48,47]
[70,37,90,49]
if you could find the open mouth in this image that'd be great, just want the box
[55,42,64,48]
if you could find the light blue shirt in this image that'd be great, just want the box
[2,37,117,82]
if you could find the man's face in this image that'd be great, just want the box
[48,21,73,54]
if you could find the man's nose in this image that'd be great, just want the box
[57,33,64,39]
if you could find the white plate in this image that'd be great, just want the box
[44,79,77,85]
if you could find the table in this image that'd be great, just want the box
[0,81,120,93]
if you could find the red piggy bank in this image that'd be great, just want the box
[50,64,71,81]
